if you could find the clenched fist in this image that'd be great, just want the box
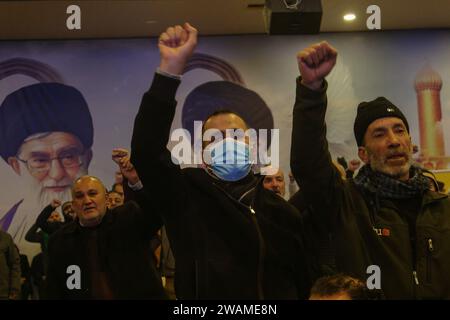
[158,23,198,76]
[297,41,338,90]
[348,159,361,172]
[51,199,62,209]
[112,148,140,185]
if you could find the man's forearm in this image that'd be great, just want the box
[131,72,180,187]
[291,76,345,211]
[36,204,54,229]
[24,224,42,243]
[131,73,180,157]
[291,77,330,180]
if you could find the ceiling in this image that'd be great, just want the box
[1,0,450,40]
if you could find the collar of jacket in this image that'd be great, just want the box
[351,180,448,212]
[378,190,448,211]
[61,209,113,235]
[422,190,448,206]
[184,168,262,198]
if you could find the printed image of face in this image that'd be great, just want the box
[8,132,91,207]
[359,117,412,181]
[71,176,107,226]
[263,169,286,197]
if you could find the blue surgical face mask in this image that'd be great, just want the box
[205,138,252,182]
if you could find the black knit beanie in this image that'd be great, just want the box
[354,97,409,146]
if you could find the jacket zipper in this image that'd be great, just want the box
[213,182,266,300]
[249,205,265,300]
[412,242,420,297]
[426,238,434,284]
[412,270,419,286]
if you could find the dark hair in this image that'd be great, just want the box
[310,274,370,300]
[111,183,123,192]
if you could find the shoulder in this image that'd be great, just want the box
[258,186,302,220]
[0,230,13,243]
[49,221,78,244]
[112,201,141,215]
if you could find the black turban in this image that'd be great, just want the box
[181,81,274,145]
[0,82,94,161]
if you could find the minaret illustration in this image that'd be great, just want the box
[415,64,447,169]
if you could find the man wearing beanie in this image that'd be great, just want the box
[290,41,450,299]
[0,83,94,259]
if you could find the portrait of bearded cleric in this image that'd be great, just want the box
[0,82,94,257]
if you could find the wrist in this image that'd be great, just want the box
[159,59,185,76]
[128,179,143,191]
[301,79,323,91]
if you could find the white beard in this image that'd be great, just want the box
[7,164,87,259]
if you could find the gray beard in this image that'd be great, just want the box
[370,157,412,180]
[20,163,87,205]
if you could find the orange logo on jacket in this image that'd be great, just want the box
[373,227,391,237]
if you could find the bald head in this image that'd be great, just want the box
[202,112,248,149]
[71,175,108,227]
[72,175,106,194]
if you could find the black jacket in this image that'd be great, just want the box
[130,73,311,299]
[290,78,450,299]
[46,196,166,300]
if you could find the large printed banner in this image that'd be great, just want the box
[1,30,450,259]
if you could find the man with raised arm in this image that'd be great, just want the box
[131,23,311,299]
[46,151,165,300]
[290,41,450,299]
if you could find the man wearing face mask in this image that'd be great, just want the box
[131,23,311,299]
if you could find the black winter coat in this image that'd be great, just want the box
[131,73,311,299]
[46,196,166,300]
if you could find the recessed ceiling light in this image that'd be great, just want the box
[343,13,356,21]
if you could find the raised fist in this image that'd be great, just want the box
[297,41,338,90]
[51,199,62,209]
[112,148,140,185]
[112,148,129,166]
[348,159,361,172]
[158,23,198,75]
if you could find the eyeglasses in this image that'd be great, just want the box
[17,149,84,173]
[282,0,301,10]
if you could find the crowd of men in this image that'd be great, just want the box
[1,22,450,300]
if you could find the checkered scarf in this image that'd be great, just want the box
[353,164,429,199]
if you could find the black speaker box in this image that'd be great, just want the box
[265,0,322,34]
